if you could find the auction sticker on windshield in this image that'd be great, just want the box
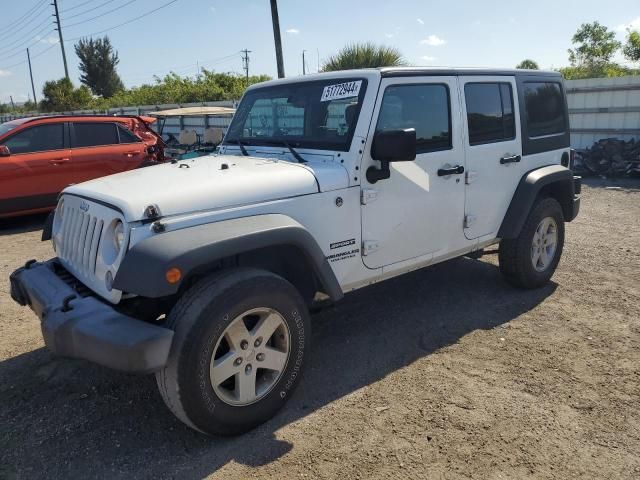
[320,80,362,102]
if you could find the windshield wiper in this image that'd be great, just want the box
[226,139,249,156]
[252,139,307,163]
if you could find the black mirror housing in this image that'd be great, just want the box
[371,128,416,162]
[367,129,416,183]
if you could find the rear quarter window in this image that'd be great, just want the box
[517,76,570,156]
[524,82,566,137]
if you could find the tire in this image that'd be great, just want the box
[499,197,565,289]
[156,268,311,436]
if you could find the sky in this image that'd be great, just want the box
[0,0,639,104]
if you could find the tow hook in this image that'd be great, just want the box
[60,294,77,313]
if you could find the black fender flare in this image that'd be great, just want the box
[113,214,343,301]
[498,164,579,239]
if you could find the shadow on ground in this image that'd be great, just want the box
[0,256,556,479]
[581,177,640,192]
[0,213,47,237]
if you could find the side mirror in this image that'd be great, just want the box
[367,128,416,183]
[0,145,10,157]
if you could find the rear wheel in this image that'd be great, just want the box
[499,197,565,288]
[156,268,310,435]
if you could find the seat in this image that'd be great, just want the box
[178,130,198,146]
[203,127,224,145]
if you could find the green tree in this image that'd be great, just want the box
[74,36,124,98]
[322,43,405,71]
[568,21,621,67]
[516,59,539,69]
[40,78,93,112]
[623,29,640,63]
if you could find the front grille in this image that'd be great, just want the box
[58,204,104,279]
[54,195,125,304]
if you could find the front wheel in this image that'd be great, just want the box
[156,268,311,435]
[499,197,565,289]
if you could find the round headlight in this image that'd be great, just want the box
[113,221,125,254]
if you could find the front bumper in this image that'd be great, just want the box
[10,260,173,373]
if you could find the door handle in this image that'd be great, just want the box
[49,158,70,165]
[500,154,521,164]
[124,151,141,156]
[437,165,465,177]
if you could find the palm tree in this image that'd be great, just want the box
[516,59,540,70]
[322,43,406,72]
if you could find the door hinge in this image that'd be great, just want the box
[465,170,478,185]
[361,188,378,205]
[464,215,477,229]
[362,240,380,256]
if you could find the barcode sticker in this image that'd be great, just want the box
[320,80,362,102]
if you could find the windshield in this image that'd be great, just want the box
[225,78,367,152]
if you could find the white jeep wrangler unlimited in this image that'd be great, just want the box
[11,68,580,435]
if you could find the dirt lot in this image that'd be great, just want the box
[1,179,639,480]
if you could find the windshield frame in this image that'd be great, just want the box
[224,77,368,152]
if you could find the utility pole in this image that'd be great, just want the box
[27,48,37,106]
[52,0,69,80]
[302,50,306,75]
[10,96,16,110]
[269,0,285,78]
[241,49,251,87]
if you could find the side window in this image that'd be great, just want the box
[465,82,515,145]
[375,84,451,153]
[524,82,565,137]
[4,124,64,154]
[73,123,119,147]
[117,125,142,144]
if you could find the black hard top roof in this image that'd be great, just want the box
[379,67,562,78]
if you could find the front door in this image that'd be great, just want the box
[361,76,467,269]
[460,76,523,239]
[0,122,72,214]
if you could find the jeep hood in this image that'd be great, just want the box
[64,155,328,222]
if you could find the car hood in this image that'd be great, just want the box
[64,155,329,222]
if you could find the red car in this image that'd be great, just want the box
[0,115,165,218]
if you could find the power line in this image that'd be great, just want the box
[0,1,50,42]
[0,19,55,57]
[0,30,57,62]
[65,0,138,28]
[0,0,48,32]
[61,0,105,13]
[0,43,58,71]
[66,0,179,41]
[63,0,119,21]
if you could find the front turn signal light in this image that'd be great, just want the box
[165,267,182,284]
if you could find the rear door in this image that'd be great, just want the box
[69,122,146,183]
[0,122,71,214]
[460,76,523,240]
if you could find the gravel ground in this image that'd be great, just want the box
[1,179,639,480]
